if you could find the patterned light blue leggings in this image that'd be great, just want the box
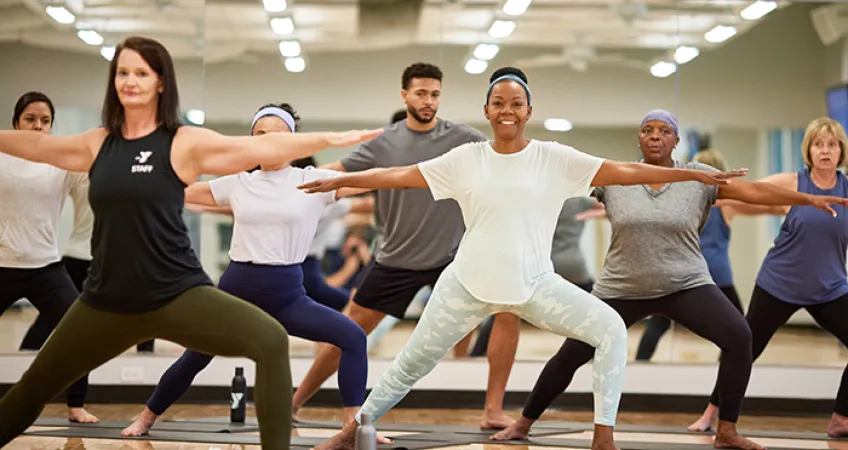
[357,264,629,426]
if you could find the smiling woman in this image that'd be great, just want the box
[295,66,756,450]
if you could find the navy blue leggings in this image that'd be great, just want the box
[301,257,350,311]
[146,261,367,414]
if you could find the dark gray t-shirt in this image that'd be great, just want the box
[591,161,719,299]
[550,197,596,285]
[341,119,487,270]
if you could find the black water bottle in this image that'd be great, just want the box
[230,367,246,423]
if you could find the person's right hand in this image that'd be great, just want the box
[327,129,384,147]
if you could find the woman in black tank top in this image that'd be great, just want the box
[0,36,382,450]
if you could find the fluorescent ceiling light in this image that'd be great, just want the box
[100,45,115,61]
[278,40,301,57]
[285,57,306,72]
[544,118,573,132]
[77,29,104,46]
[464,58,488,74]
[650,61,677,78]
[45,6,75,24]
[741,1,777,20]
[674,45,699,64]
[270,17,294,35]
[473,43,500,61]
[186,109,205,126]
[488,20,516,38]
[503,0,531,16]
[705,25,736,43]
[263,0,287,13]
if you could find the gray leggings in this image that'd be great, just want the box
[357,264,629,426]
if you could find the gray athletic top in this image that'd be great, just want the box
[591,161,719,300]
[550,197,596,285]
[341,119,487,270]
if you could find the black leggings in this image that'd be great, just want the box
[708,285,848,416]
[24,256,156,353]
[522,284,752,423]
[0,262,89,408]
[635,285,743,361]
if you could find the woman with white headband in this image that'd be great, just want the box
[299,67,760,450]
[121,102,371,437]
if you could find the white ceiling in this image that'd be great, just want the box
[0,0,792,72]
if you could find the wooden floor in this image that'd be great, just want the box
[2,306,847,367]
[3,404,842,449]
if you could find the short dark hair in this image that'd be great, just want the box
[487,66,529,104]
[391,109,407,123]
[102,36,181,137]
[254,102,301,132]
[13,91,55,128]
[401,62,442,90]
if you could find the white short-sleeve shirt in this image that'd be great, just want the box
[208,167,340,265]
[0,153,87,268]
[308,198,353,259]
[417,139,605,304]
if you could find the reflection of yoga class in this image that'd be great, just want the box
[2,2,848,450]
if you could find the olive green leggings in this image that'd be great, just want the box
[0,285,292,450]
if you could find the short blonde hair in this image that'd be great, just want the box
[694,149,727,172]
[802,117,848,168]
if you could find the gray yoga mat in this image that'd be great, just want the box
[23,426,452,450]
[32,417,258,433]
[532,420,847,442]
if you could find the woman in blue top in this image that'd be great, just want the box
[635,149,785,361]
[690,117,848,437]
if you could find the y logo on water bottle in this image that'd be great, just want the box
[231,392,244,409]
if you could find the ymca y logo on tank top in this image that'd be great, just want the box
[131,150,154,173]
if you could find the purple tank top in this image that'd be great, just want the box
[756,169,848,305]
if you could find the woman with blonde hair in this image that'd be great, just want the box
[689,117,848,437]
[635,148,785,361]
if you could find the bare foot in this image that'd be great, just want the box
[480,411,516,430]
[68,407,99,423]
[121,408,158,437]
[689,403,719,432]
[313,424,356,450]
[490,417,533,441]
[828,412,848,437]
[714,421,765,449]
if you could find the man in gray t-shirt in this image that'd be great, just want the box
[550,197,598,288]
[292,62,521,430]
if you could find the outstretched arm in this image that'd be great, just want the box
[0,128,104,172]
[298,165,428,193]
[718,172,848,217]
[590,161,746,187]
[183,127,383,177]
[184,181,217,207]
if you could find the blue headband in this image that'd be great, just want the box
[251,106,296,133]
[641,109,678,135]
[486,74,532,105]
